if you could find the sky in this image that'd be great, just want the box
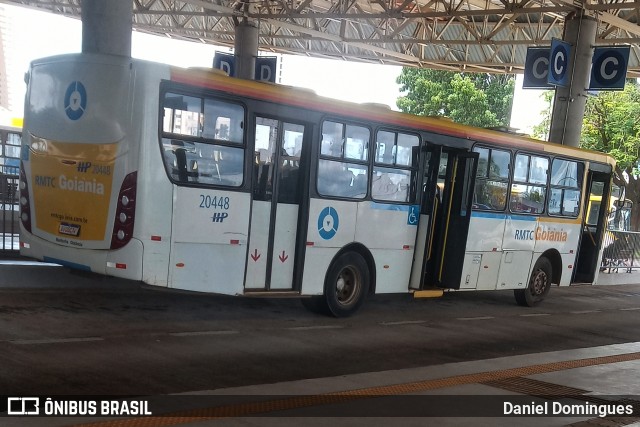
[0,3,547,133]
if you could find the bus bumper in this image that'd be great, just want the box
[20,232,143,281]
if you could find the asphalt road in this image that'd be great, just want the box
[2,263,640,396]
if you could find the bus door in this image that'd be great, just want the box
[245,116,310,291]
[573,170,611,283]
[414,146,477,289]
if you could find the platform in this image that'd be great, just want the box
[5,341,640,426]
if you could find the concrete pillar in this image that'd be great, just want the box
[81,0,132,57]
[548,16,597,147]
[234,21,259,80]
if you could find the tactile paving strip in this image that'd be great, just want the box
[482,376,589,396]
[71,350,640,427]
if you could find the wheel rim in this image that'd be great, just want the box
[335,265,361,306]
[530,268,549,296]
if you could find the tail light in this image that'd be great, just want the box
[110,171,137,249]
[19,162,32,233]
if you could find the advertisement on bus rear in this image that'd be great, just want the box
[30,140,116,245]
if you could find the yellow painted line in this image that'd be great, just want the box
[413,289,444,298]
[70,351,640,427]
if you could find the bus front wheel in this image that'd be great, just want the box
[515,257,552,307]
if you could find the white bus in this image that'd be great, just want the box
[19,53,616,316]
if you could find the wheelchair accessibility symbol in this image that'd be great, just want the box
[64,81,87,120]
[318,207,339,240]
[408,205,419,226]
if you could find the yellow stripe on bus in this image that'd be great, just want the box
[169,67,616,169]
[538,216,582,225]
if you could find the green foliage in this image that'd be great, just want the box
[531,91,554,140]
[581,83,640,175]
[396,68,515,128]
[531,82,640,229]
[580,82,640,230]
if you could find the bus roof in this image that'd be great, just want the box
[170,66,614,168]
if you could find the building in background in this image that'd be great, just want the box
[0,6,11,116]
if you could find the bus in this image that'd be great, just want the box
[588,190,632,233]
[19,53,616,316]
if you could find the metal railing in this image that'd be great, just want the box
[601,229,640,273]
[1,165,20,255]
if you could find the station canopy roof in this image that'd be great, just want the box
[5,0,640,76]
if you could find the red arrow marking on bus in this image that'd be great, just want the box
[251,249,261,262]
[279,251,289,263]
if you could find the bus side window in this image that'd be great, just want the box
[162,139,189,182]
[510,154,548,215]
[548,159,583,217]
[203,99,244,143]
[372,130,418,203]
[317,120,369,199]
[174,147,189,182]
[472,146,510,211]
[160,93,246,187]
[317,159,365,198]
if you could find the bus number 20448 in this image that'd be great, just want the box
[199,195,230,210]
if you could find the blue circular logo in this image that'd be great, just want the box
[318,207,339,240]
[64,81,87,120]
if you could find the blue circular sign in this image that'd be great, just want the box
[318,207,339,240]
[64,81,87,120]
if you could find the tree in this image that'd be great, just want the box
[396,68,515,128]
[531,91,554,140]
[581,82,640,230]
[532,82,640,230]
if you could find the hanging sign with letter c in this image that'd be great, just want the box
[589,46,630,91]
[523,48,553,89]
[547,38,572,87]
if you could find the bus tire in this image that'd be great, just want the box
[515,257,552,307]
[323,252,369,317]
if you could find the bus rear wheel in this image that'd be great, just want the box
[515,257,552,307]
[302,252,369,317]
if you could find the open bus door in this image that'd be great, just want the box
[573,168,612,283]
[411,146,478,290]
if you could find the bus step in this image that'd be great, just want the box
[243,290,302,298]
[413,289,444,299]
